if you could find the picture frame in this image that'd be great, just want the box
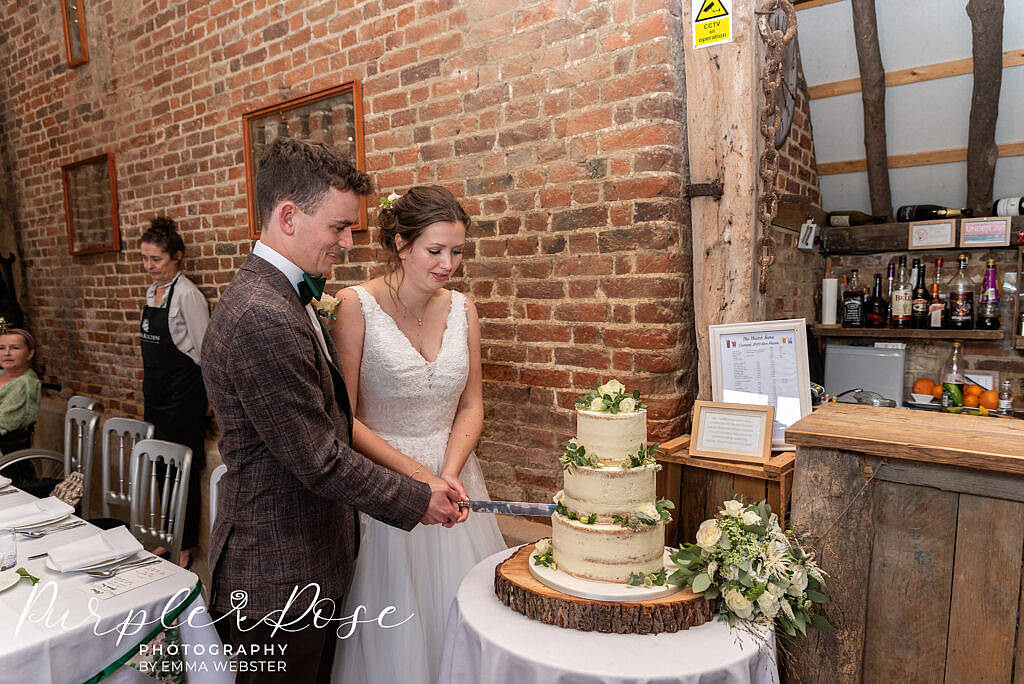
[908,219,956,250]
[242,81,366,239]
[959,217,1011,248]
[709,318,811,450]
[61,153,120,256]
[59,0,89,68]
[689,401,774,464]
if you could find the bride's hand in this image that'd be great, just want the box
[441,473,470,524]
[412,469,460,527]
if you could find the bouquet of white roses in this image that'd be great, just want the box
[669,498,832,637]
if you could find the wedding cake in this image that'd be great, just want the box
[541,380,672,584]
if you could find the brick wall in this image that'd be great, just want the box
[0,0,695,503]
[774,49,819,205]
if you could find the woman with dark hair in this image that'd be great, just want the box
[329,186,505,684]
[140,216,210,567]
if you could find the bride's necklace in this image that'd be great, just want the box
[396,291,427,326]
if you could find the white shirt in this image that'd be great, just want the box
[145,272,209,365]
[251,241,332,361]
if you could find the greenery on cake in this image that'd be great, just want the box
[621,443,661,469]
[560,439,603,472]
[612,499,674,529]
[554,499,597,524]
[627,567,667,588]
[574,379,647,414]
[669,498,832,636]
[533,538,556,569]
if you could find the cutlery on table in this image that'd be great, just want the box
[14,521,86,538]
[85,558,162,578]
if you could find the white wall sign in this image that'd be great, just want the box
[692,0,733,49]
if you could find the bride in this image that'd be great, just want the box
[330,185,506,683]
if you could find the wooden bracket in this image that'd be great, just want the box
[685,179,724,200]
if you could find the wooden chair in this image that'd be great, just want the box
[100,417,155,518]
[129,439,192,563]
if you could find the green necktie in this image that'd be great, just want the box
[297,273,327,306]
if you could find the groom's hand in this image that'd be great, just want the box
[441,473,470,524]
[421,481,460,526]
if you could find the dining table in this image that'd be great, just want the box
[0,484,232,683]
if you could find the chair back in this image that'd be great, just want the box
[209,463,227,533]
[67,395,101,412]
[100,417,155,517]
[64,407,100,516]
[129,439,192,562]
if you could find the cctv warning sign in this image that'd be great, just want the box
[692,0,732,48]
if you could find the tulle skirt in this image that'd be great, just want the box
[332,453,506,684]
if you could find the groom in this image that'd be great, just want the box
[202,137,460,683]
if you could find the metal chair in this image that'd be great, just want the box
[100,417,154,518]
[129,439,192,563]
[67,395,101,412]
[0,449,64,498]
[209,463,226,533]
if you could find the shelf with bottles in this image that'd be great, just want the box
[820,216,1024,255]
[812,325,1004,341]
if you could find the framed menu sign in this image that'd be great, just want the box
[689,401,774,464]
[709,318,811,450]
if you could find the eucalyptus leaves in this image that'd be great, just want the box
[574,379,646,414]
[612,499,674,529]
[559,439,602,472]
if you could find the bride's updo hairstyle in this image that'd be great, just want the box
[378,185,471,275]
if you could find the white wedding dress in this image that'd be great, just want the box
[333,286,506,684]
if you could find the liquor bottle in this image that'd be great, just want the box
[842,269,865,328]
[909,258,921,291]
[891,256,913,328]
[998,380,1014,416]
[885,262,895,325]
[977,258,1001,330]
[896,205,975,222]
[947,254,975,330]
[865,274,888,328]
[927,281,945,328]
[911,264,930,328]
[992,197,1023,217]
[941,341,965,413]
[826,211,887,227]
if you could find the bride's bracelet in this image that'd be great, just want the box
[409,463,424,478]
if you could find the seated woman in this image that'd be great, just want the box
[0,325,40,442]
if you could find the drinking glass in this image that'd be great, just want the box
[0,529,16,570]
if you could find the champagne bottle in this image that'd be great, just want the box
[891,256,912,328]
[947,254,974,330]
[941,341,965,413]
[865,274,888,328]
[827,211,887,227]
[842,269,865,328]
[992,197,1023,217]
[911,264,929,328]
[896,205,975,222]
[977,258,1001,330]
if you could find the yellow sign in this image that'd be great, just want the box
[692,0,732,49]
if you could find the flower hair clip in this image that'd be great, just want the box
[378,192,401,209]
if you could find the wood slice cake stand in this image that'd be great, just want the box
[494,544,714,634]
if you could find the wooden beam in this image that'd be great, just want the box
[850,0,893,219]
[819,141,1024,175]
[965,0,1004,215]
[809,50,1024,100]
[794,0,846,9]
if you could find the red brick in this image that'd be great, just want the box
[517,324,572,343]
[555,347,611,368]
[516,281,564,299]
[553,303,609,322]
[603,328,678,350]
[520,368,571,389]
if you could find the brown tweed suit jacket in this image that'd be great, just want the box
[202,253,430,618]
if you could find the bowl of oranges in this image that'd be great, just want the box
[910,378,1000,415]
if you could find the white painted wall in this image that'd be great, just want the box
[798,0,1024,212]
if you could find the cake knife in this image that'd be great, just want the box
[456,500,555,516]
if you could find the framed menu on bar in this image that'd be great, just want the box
[709,319,812,450]
[689,401,774,464]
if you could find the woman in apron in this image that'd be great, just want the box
[140,217,210,568]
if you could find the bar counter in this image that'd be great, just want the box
[786,402,1024,683]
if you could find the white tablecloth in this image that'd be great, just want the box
[440,547,780,684]
[0,487,231,684]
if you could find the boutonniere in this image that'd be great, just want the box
[312,293,339,324]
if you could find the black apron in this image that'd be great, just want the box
[141,277,207,549]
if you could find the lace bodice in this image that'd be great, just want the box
[352,286,475,479]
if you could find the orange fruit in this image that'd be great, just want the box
[980,390,999,410]
[912,378,935,395]
[931,385,943,400]
[964,384,984,397]
[963,394,980,408]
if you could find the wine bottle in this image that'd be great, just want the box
[865,274,888,328]
[977,258,1001,330]
[928,259,946,329]
[891,256,912,328]
[992,197,1023,217]
[885,262,895,325]
[842,269,865,328]
[896,205,975,222]
[941,341,965,413]
[911,264,929,329]
[947,253,974,330]
[827,211,887,227]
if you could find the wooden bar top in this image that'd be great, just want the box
[786,402,1024,476]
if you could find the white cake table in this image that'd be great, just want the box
[439,546,780,684]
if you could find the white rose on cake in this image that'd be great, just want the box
[598,379,625,396]
[535,538,552,555]
[724,588,755,620]
[618,397,637,413]
[589,396,606,411]
[723,500,744,517]
[695,519,721,550]
[639,503,659,519]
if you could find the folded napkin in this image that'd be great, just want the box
[0,497,73,529]
[48,526,144,572]
[0,475,10,489]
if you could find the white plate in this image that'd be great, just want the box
[13,512,72,530]
[528,547,682,602]
[0,568,21,592]
[45,551,143,573]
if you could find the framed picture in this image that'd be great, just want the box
[689,401,774,464]
[59,0,89,68]
[61,153,120,256]
[709,318,811,450]
[960,217,1011,248]
[909,219,956,250]
[242,81,366,239]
